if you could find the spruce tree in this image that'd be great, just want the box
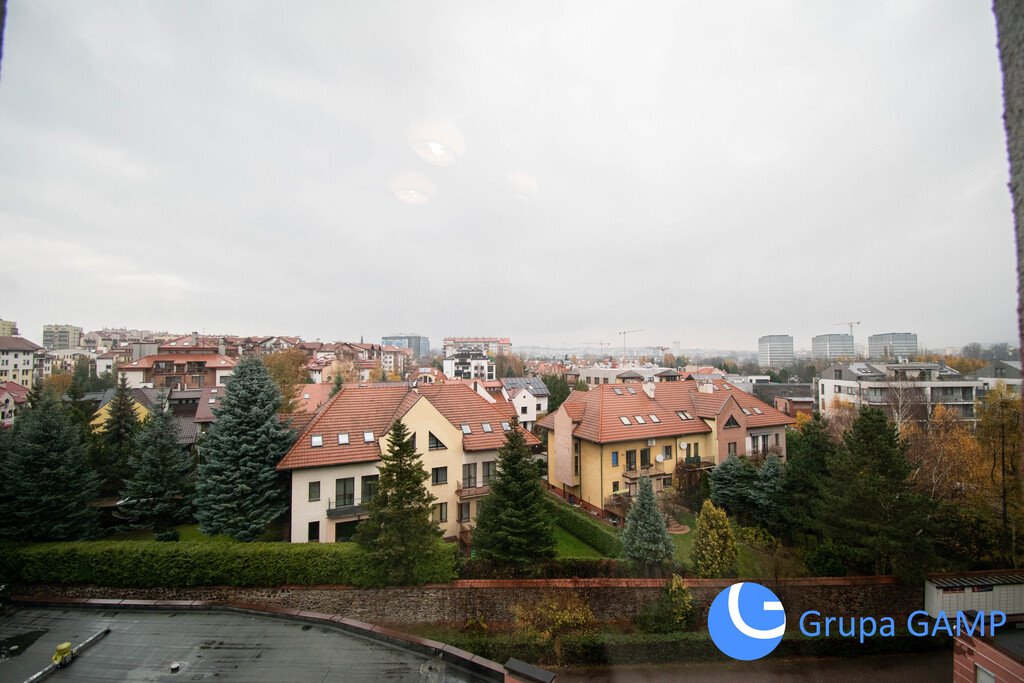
[779,414,833,544]
[753,455,785,533]
[117,393,193,536]
[330,371,344,397]
[691,499,738,578]
[194,358,294,541]
[621,476,674,571]
[472,417,556,572]
[354,419,450,584]
[3,395,100,540]
[95,374,140,497]
[708,455,758,522]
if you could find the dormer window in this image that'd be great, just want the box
[311,435,323,447]
[338,433,349,445]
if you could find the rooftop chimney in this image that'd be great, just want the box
[642,380,655,399]
[698,380,715,394]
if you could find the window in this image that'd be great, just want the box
[641,448,651,468]
[613,388,623,395]
[308,481,321,502]
[463,463,477,487]
[741,407,751,415]
[337,433,349,445]
[676,411,692,420]
[626,449,637,471]
[335,477,355,507]
[834,369,842,380]
[728,442,737,456]
[634,415,646,424]
[501,421,511,431]
[612,481,620,492]
[627,387,636,395]
[482,460,496,484]
[461,424,472,434]
[311,435,323,447]
[574,454,580,475]
[694,443,699,458]
[308,521,320,543]
[620,416,631,425]
[649,414,660,423]
[458,501,471,523]
[724,415,739,428]
[433,502,448,523]
[361,475,378,503]
[753,407,763,414]
[663,445,672,460]
[611,451,619,467]
[520,406,527,415]
[775,433,780,447]
[481,422,492,433]
[536,403,542,410]
[975,664,995,683]
[429,432,446,450]
[431,466,448,485]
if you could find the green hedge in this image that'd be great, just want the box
[460,557,684,579]
[548,501,623,558]
[13,539,457,589]
[436,630,952,667]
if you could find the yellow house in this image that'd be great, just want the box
[538,379,794,521]
[88,387,162,431]
[276,382,541,544]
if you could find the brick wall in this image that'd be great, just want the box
[13,576,922,626]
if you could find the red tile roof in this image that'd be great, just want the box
[123,353,237,370]
[293,384,332,413]
[0,381,30,404]
[194,386,228,422]
[0,336,42,352]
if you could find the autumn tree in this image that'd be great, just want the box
[263,348,311,413]
[691,500,738,578]
[41,372,73,399]
[976,382,1023,564]
[495,353,527,378]
[824,396,858,443]
[903,405,987,504]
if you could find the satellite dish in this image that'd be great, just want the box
[655,454,665,462]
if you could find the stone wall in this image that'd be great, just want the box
[13,576,922,626]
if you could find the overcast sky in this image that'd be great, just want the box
[0,1,1017,353]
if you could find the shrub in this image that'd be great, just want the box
[547,501,622,557]
[13,538,457,588]
[804,540,847,577]
[512,591,595,639]
[460,557,686,579]
[155,529,180,543]
[634,575,694,634]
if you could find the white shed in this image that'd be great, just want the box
[925,574,1024,617]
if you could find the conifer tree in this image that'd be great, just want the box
[117,393,193,536]
[354,419,451,584]
[94,374,140,496]
[473,417,556,572]
[2,395,99,540]
[691,499,738,578]
[779,414,833,544]
[753,454,785,533]
[708,454,758,522]
[621,476,674,570]
[194,358,294,541]
[330,371,344,397]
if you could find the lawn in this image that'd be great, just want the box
[667,508,761,575]
[553,525,605,558]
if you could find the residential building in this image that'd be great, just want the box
[774,396,815,418]
[816,362,983,424]
[0,337,46,386]
[758,335,795,369]
[0,381,29,427]
[443,346,496,380]
[868,332,918,360]
[539,379,794,521]
[976,360,1023,392]
[415,367,446,385]
[119,338,237,390]
[811,333,855,360]
[382,334,431,358]
[442,337,510,357]
[47,348,98,373]
[86,387,164,430]
[276,383,541,544]
[0,319,18,336]
[577,366,681,386]
[96,347,134,376]
[381,345,413,377]
[42,324,84,350]
[500,377,550,430]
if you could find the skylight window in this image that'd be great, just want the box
[303,393,310,399]
[676,411,693,420]
[634,415,646,424]
[210,388,218,394]
[501,422,511,431]
[627,387,636,395]
[482,422,492,433]
[620,416,631,425]
[338,433,349,445]
[311,435,323,447]
[364,431,374,442]
[741,408,751,415]
[613,388,623,395]
[649,414,660,423]
[208,399,216,404]
[753,407,763,414]
[461,424,472,434]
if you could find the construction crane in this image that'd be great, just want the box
[835,321,862,337]
[618,329,644,360]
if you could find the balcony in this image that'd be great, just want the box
[456,479,490,498]
[458,520,474,546]
[326,498,369,521]
[622,462,664,480]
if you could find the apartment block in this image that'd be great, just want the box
[576,366,681,386]
[442,337,510,357]
[867,332,918,360]
[276,383,541,544]
[0,336,47,386]
[382,334,431,358]
[443,346,496,380]
[811,333,855,360]
[0,319,18,337]
[975,360,1022,392]
[119,337,237,390]
[42,324,84,350]
[758,335,795,369]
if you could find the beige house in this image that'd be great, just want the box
[276,383,540,544]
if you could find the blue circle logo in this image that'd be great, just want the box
[707,582,786,660]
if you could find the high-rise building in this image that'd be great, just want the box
[758,335,795,369]
[381,334,430,358]
[0,318,18,336]
[42,324,84,350]
[442,337,510,357]
[868,332,918,360]
[811,333,855,360]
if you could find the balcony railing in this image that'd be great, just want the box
[455,479,490,498]
[326,497,369,520]
[623,462,663,479]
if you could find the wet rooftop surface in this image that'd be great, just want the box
[0,607,490,682]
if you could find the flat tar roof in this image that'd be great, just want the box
[0,607,490,682]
